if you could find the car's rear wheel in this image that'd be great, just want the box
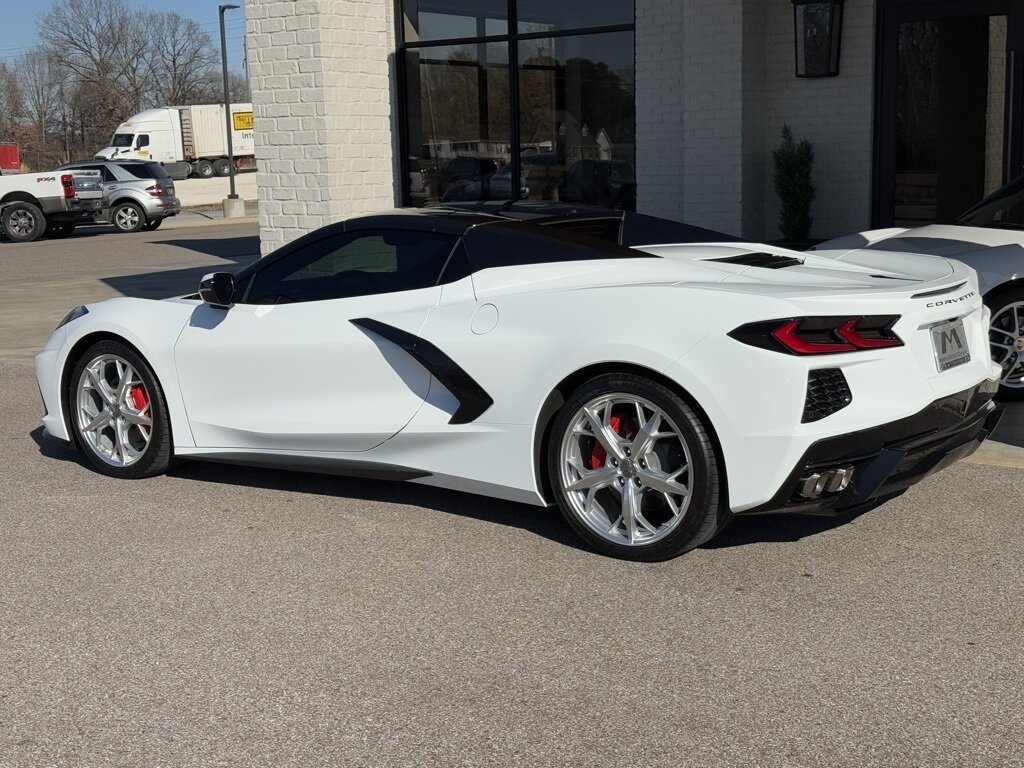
[214,158,232,177]
[987,285,1024,401]
[70,341,172,478]
[1,201,46,242]
[111,202,144,233]
[547,373,728,561]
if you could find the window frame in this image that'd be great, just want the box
[394,0,636,209]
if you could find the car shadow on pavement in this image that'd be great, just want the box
[704,506,879,549]
[28,427,585,552]
[153,235,261,259]
[30,426,881,554]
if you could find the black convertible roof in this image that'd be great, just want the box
[342,203,742,246]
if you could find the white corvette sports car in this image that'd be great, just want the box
[35,206,1003,560]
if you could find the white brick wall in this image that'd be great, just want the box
[247,0,398,255]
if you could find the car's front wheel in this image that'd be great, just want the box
[987,285,1024,401]
[547,373,728,561]
[70,340,172,478]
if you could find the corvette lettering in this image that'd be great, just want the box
[926,292,975,308]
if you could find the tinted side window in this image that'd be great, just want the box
[119,163,158,180]
[246,230,457,304]
[136,134,150,148]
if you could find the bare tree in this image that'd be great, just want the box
[16,49,59,168]
[0,62,22,142]
[145,11,219,105]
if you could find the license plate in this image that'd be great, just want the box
[930,318,971,372]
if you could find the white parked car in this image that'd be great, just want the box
[35,207,1002,560]
[817,176,1024,400]
[0,169,104,242]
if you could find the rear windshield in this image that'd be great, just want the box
[111,133,134,148]
[118,162,170,180]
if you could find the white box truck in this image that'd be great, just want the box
[95,104,255,180]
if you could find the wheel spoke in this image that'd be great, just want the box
[583,404,624,460]
[122,410,152,428]
[565,464,616,493]
[115,361,134,401]
[639,466,690,497]
[621,479,641,544]
[83,410,111,432]
[86,368,115,405]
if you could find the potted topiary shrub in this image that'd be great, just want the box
[772,125,816,249]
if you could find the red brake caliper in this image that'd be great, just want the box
[129,385,149,411]
[588,413,623,469]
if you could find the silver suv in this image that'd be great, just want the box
[57,160,181,233]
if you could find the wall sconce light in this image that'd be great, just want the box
[793,0,844,77]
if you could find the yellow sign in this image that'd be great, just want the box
[233,111,254,131]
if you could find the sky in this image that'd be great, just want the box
[0,0,249,74]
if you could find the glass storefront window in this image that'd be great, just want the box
[518,31,635,208]
[402,0,508,43]
[398,2,636,210]
[517,0,633,34]
[403,43,511,206]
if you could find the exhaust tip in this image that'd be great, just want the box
[798,466,855,499]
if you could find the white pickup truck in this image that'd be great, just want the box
[0,170,105,243]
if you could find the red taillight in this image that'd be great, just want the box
[146,185,164,197]
[773,319,856,354]
[61,174,74,199]
[730,316,904,355]
[836,318,903,350]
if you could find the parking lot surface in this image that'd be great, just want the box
[1,225,1023,767]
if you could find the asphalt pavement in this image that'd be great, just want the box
[1,223,1022,767]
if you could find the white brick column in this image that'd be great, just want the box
[636,0,747,238]
[247,0,398,256]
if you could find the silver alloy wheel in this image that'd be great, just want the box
[9,209,36,236]
[990,301,1024,389]
[559,393,693,547]
[76,354,153,467]
[114,205,140,231]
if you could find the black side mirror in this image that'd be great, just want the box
[199,272,235,307]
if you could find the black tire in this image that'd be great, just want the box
[142,218,163,231]
[986,284,1024,401]
[69,340,172,479]
[46,221,76,239]
[1,201,47,243]
[546,373,729,561]
[213,158,232,177]
[195,160,214,179]
[111,201,145,233]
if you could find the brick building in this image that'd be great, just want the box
[245,0,1023,254]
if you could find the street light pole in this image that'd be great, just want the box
[219,3,241,205]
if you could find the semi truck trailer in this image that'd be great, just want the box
[95,104,255,180]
